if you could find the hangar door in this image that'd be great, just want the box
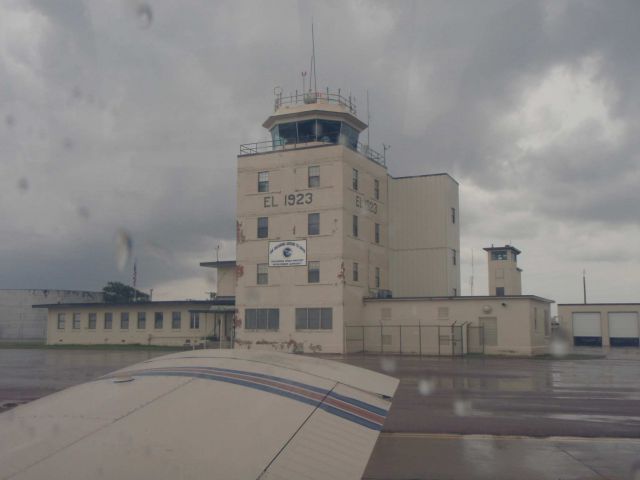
[572,313,602,346]
[608,313,639,347]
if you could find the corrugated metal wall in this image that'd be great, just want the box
[388,175,460,297]
[0,290,103,341]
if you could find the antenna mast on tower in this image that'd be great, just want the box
[311,21,318,92]
[470,249,475,296]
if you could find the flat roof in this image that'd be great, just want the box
[200,260,237,268]
[484,245,522,255]
[389,172,459,185]
[558,303,640,306]
[365,295,554,303]
[33,298,235,309]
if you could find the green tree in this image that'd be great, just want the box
[102,281,150,303]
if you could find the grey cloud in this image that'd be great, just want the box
[1,0,639,301]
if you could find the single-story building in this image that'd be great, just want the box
[349,295,553,356]
[558,303,640,347]
[34,298,235,347]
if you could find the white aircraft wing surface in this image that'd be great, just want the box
[0,350,399,480]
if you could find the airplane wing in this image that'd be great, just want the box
[0,350,398,480]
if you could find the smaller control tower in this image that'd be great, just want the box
[484,245,522,296]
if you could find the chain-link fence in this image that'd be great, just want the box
[345,325,472,356]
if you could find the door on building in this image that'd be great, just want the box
[572,313,602,346]
[479,317,498,348]
[608,313,639,347]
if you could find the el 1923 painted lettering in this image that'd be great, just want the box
[264,193,313,208]
[356,195,378,214]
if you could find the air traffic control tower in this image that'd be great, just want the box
[207,89,460,353]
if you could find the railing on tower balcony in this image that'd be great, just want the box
[274,88,357,115]
[239,137,386,167]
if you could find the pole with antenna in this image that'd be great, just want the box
[366,89,371,147]
[382,143,391,163]
[470,249,475,296]
[311,21,317,93]
[583,269,587,304]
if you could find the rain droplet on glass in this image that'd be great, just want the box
[77,205,90,220]
[453,399,472,416]
[417,379,435,396]
[115,229,132,271]
[17,177,29,192]
[550,336,569,358]
[380,357,396,373]
[136,3,153,29]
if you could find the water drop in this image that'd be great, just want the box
[5,114,15,127]
[550,334,569,358]
[77,205,90,220]
[453,399,472,416]
[136,3,153,29]
[17,177,29,192]
[380,357,396,373]
[115,229,132,271]
[71,86,82,99]
[417,378,435,396]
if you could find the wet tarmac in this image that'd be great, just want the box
[335,349,640,438]
[0,348,168,411]
[1,347,639,479]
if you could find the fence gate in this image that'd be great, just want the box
[467,325,484,354]
[452,325,464,356]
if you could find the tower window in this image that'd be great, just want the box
[245,309,279,330]
[353,262,359,282]
[137,312,146,329]
[375,223,381,244]
[257,264,268,285]
[308,213,320,235]
[308,261,320,283]
[307,213,320,235]
[374,179,380,200]
[375,267,381,288]
[491,251,507,260]
[308,166,320,187]
[496,287,505,296]
[257,217,268,238]
[57,313,65,329]
[88,313,97,330]
[295,308,333,330]
[352,169,359,190]
[258,171,269,192]
[452,249,457,266]
[104,313,113,330]
[451,207,456,224]
[352,215,358,237]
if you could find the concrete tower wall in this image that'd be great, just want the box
[388,174,460,297]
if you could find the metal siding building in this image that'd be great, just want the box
[0,289,103,342]
[558,304,640,347]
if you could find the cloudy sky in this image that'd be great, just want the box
[1,0,639,305]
